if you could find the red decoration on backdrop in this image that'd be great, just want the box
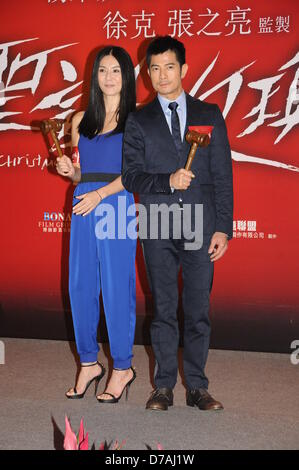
[0,0,298,350]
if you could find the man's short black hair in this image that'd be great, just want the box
[146,35,186,68]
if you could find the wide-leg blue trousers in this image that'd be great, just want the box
[69,182,136,368]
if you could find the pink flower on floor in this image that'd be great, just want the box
[99,439,126,450]
[63,416,88,450]
[78,418,89,450]
[99,441,105,450]
[63,415,162,450]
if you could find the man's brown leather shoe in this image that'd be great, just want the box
[186,389,224,411]
[146,388,173,411]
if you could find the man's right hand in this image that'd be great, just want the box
[169,168,195,190]
[56,155,75,179]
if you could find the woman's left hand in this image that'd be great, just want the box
[73,190,102,216]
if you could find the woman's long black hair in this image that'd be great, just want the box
[79,46,136,138]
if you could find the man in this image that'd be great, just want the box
[122,36,233,411]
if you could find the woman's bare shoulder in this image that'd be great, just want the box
[72,111,85,127]
[72,111,85,147]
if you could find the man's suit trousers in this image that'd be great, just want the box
[142,236,214,390]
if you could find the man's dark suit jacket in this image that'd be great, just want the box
[122,93,233,239]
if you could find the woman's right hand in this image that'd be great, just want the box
[56,155,75,180]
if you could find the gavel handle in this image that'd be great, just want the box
[50,128,63,158]
[185,143,198,171]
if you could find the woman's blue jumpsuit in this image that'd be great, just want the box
[69,132,136,369]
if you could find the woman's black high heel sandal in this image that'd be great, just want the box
[97,366,136,404]
[66,361,106,399]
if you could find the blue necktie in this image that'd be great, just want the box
[168,101,182,154]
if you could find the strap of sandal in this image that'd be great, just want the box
[100,392,116,399]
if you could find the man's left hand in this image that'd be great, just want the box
[208,232,229,262]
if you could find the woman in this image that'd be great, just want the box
[56,46,136,403]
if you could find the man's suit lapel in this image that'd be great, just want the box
[181,94,198,157]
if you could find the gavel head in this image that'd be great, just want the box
[186,130,210,147]
[40,119,63,134]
